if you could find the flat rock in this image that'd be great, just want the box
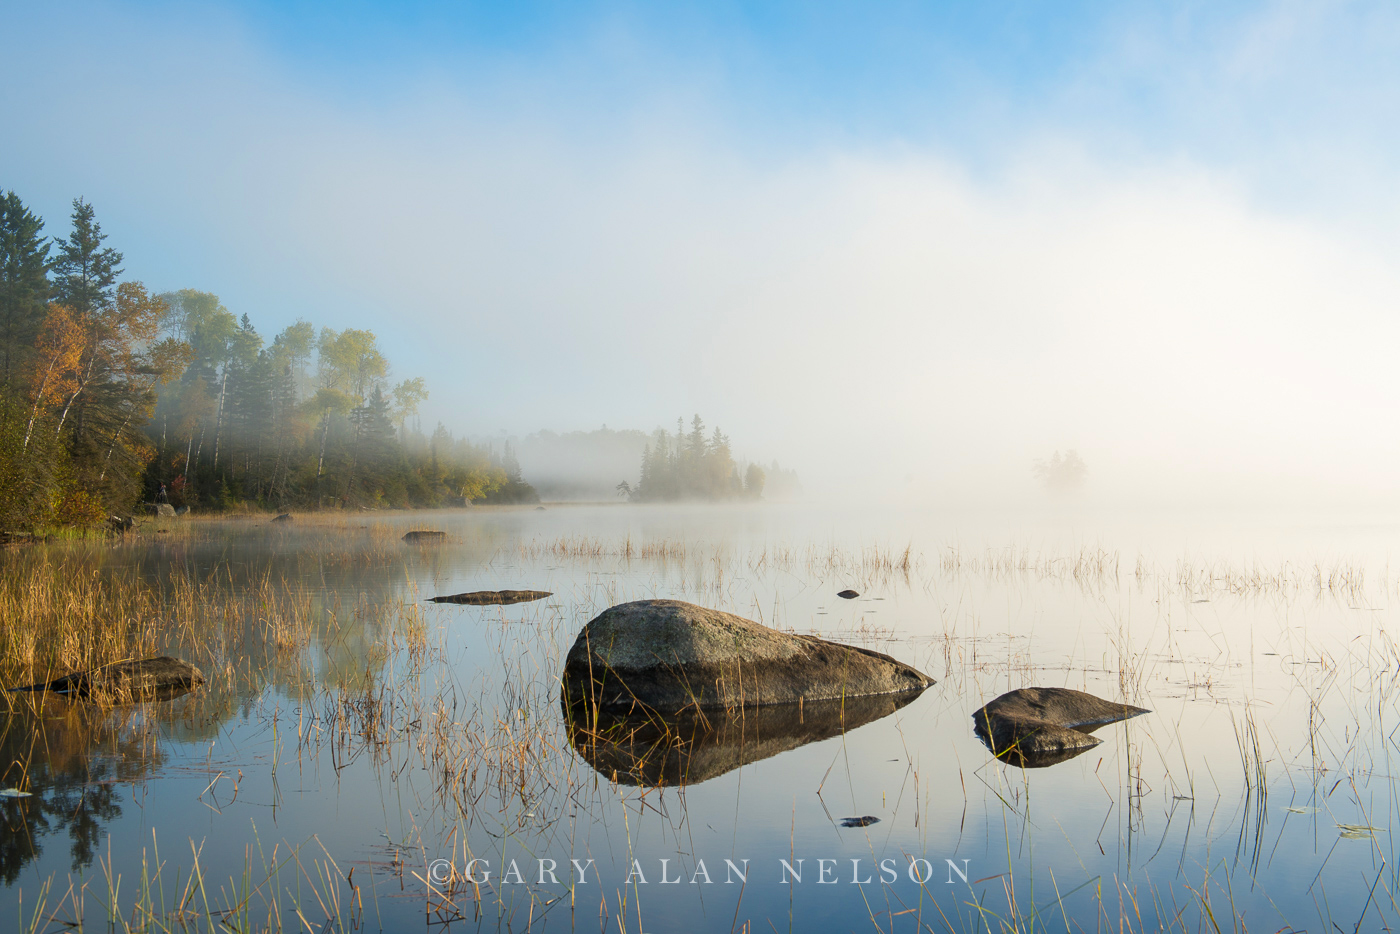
[402,530,446,542]
[8,656,206,702]
[562,599,933,713]
[429,590,553,606]
[566,690,920,786]
[972,687,1150,768]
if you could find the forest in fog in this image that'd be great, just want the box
[0,192,799,528]
[0,192,534,526]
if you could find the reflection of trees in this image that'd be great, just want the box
[0,698,192,882]
[0,518,515,880]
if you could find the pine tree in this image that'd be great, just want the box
[51,199,122,316]
[0,191,51,387]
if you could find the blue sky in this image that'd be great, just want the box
[5,1,1400,502]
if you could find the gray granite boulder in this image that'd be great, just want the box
[562,599,933,713]
[972,687,1149,768]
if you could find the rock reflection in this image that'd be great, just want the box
[0,695,202,882]
[975,737,1099,769]
[565,690,924,787]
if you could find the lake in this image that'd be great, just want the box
[1,503,1397,932]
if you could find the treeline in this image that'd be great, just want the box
[0,191,534,527]
[621,416,769,502]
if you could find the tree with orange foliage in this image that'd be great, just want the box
[22,303,84,452]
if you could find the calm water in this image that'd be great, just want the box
[3,503,1399,932]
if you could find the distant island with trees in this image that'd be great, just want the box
[0,191,797,529]
[518,422,800,503]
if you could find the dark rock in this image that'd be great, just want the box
[562,599,933,714]
[8,656,206,702]
[972,687,1150,768]
[272,513,292,522]
[837,590,860,599]
[429,590,553,606]
[566,690,919,787]
[174,505,189,516]
[402,530,446,543]
[840,816,880,828]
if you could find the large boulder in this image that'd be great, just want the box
[566,691,920,787]
[972,687,1149,768]
[8,656,205,702]
[145,503,176,517]
[562,600,933,713]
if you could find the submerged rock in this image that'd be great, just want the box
[972,687,1150,768]
[840,816,880,828]
[402,530,446,543]
[562,599,933,714]
[837,590,860,599]
[272,513,292,522]
[566,690,920,786]
[429,590,553,606]
[8,656,205,702]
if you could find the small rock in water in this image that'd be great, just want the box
[7,656,205,701]
[840,816,879,828]
[0,788,33,799]
[535,506,547,511]
[837,590,860,599]
[429,590,553,606]
[972,687,1150,768]
[272,513,292,522]
[402,530,446,543]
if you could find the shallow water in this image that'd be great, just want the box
[3,503,1399,932]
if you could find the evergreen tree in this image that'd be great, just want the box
[51,199,122,316]
[0,192,50,386]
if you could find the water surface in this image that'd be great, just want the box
[2,503,1397,932]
